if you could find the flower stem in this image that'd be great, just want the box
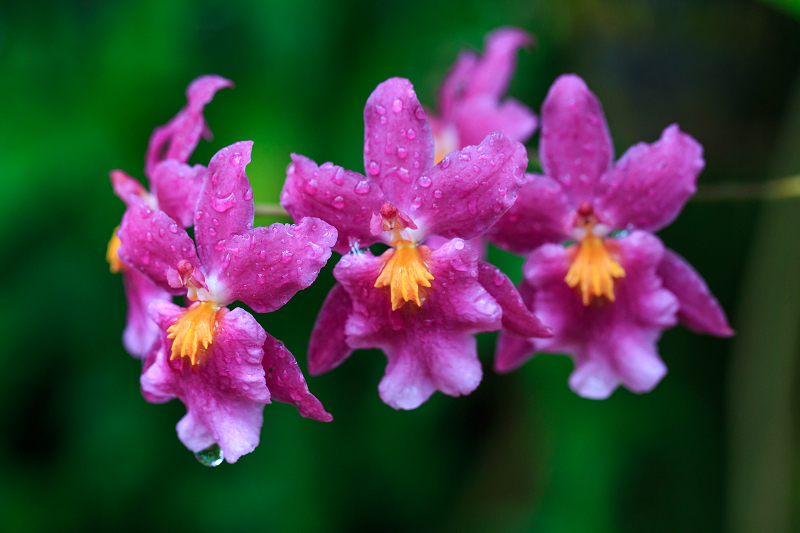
[693,175,800,201]
[254,204,290,217]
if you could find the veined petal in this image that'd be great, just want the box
[657,248,733,336]
[147,301,270,463]
[308,283,354,375]
[214,217,336,312]
[122,268,170,358]
[262,334,332,422]
[453,95,537,147]
[195,141,255,273]
[463,27,534,101]
[363,77,435,209]
[539,74,613,203]
[145,75,233,178]
[407,132,527,241]
[596,125,704,232]
[486,173,571,254]
[117,198,200,295]
[281,154,385,254]
[476,262,551,338]
[151,161,207,228]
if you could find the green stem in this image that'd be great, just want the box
[253,204,290,217]
[693,174,800,201]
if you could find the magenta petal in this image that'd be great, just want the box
[379,333,482,410]
[486,173,571,254]
[140,343,176,404]
[464,27,534,101]
[122,268,170,358]
[437,50,478,120]
[281,154,385,254]
[195,141,255,272]
[146,302,271,463]
[523,232,677,398]
[454,95,537,147]
[495,329,537,373]
[145,75,233,177]
[110,169,150,206]
[363,77,435,209]
[216,217,336,312]
[477,262,551,338]
[335,239,501,409]
[151,161,206,228]
[657,249,734,336]
[408,132,527,240]
[262,334,333,422]
[596,125,704,232]
[539,74,613,203]
[117,199,200,294]
[308,283,354,375]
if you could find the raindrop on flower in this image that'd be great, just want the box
[392,98,403,113]
[212,193,236,213]
[194,443,224,467]
[331,196,345,209]
[354,180,371,195]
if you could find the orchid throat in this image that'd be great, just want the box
[373,203,434,311]
[564,202,626,306]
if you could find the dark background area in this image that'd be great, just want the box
[1,0,799,531]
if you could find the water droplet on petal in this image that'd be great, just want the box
[368,162,380,176]
[195,443,224,467]
[433,189,443,199]
[260,250,267,260]
[331,195,345,209]
[392,98,403,113]
[396,147,408,159]
[281,251,293,263]
[454,240,465,250]
[146,232,152,242]
[440,156,450,169]
[209,228,217,236]
[407,129,415,140]
[257,273,266,284]
[414,107,426,120]
[418,176,432,188]
[304,179,318,195]
[354,181,371,194]
[212,193,236,213]
[169,224,179,234]
[380,116,387,125]
[375,104,386,115]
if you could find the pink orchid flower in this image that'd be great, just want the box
[487,74,733,399]
[281,77,551,411]
[108,75,233,357]
[117,140,337,463]
[429,27,537,164]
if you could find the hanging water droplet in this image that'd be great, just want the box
[194,443,224,467]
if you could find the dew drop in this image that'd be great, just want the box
[304,179,318,195]
[354,180,371,195]
[332,168,345,186]
[209,228,217,236]
[454,240,465,250]
[407,129,416,140]
[418,176,432,188]
[168,224,179,234]
[244,189,253,201]
[212,218,220,226]
[212,192,236,213]
[375,104,386,115]
[380,116,387,125]
[411,196,422,209]
[281,251,293,263]
[434,189,443,199]
[414,107,426,120]
[392,98,403,113]
[368,161,380,176]
[440,156,450,169]
[331,195,345,209]
[396,147,408,159]
[146,232,152,242]
[257,273,266,284]
[158,228,165,237]
[194,443,224,467]
[260,250,267,260]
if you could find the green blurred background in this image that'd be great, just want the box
[2,0,800,531]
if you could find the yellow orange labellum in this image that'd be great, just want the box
[106,227,127,274]
[565,234,626,306]
[167,302,220,365]
[375,240,434,311]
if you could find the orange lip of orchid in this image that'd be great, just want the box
[106,227,127,274]
[564,203,626,306]
[166,301,220,365]
[373,203,434,311]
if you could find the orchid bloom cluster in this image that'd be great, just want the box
[108,28,732,465]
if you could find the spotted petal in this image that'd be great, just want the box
[214,217,336,313]
[539,74,614,204]
[363,77,435,209]
[596,125,703,232]
[281,154,385,254]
